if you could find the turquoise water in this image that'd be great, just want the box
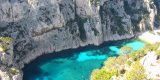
[23,39,145,80]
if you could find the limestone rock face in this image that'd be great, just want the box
[0,0,159,70]
[140,52,160,80]
[0,68,22,80]
[12,73,22,80]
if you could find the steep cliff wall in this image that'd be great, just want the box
[0,0,159,70]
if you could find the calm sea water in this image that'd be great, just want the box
[23,39,145,80]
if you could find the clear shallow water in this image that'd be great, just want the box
[23,39,145,80]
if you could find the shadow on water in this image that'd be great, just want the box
[22,38,138,80]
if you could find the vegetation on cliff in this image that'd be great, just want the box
[91,43,160,80]
[90,0,100,7]
[0,37,12,52]
[125,61,146,80]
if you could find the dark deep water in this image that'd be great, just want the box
[23,39,145,80]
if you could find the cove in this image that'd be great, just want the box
[23,39,145,80]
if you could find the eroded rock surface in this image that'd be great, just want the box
[141,52,160,80]
[0,0,160,79]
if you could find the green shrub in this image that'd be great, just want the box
[104,56,128,72]
[116,55,128,65]
[91,68,119,80]
[143,43,160,52]
[149,0,152,4]
[156,50,160,56]
[90,0,100,7]
[142,43,160,57]
[125,62,146,80]
[104,57,116,68]
[126,60,132,66]
[129,52,138,61]
[128,49,146,61]
[9,68,19,75]
[136,49,146,56]
[0,37,12,44]
[0,37,12,52]
[1,43,8,52]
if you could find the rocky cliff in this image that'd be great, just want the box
[0,0,159,79]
